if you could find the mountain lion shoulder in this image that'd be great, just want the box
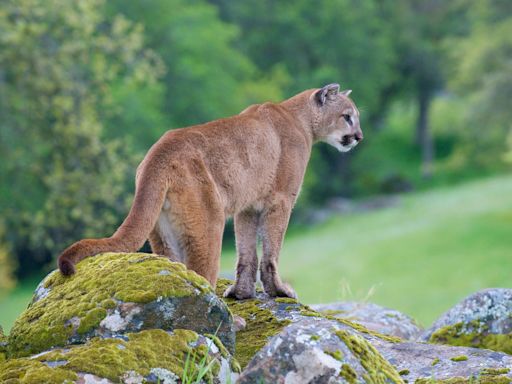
[58,83,363,299]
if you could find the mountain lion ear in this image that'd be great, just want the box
[315,83,340,105]
[341,89,352,97]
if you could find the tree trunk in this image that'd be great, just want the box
[415,92,434,179]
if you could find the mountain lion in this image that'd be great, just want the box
[58,83,362,299]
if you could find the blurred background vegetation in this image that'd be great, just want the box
[0,0,511,329]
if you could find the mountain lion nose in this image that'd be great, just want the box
[355,132,363,141]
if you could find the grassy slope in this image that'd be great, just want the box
[221,174,512,327]
[0,275,42,332]
[1,174,511,331]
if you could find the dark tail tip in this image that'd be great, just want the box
[58,257,76,276]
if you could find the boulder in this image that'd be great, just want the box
[421,288,512,354]
[8,253,234,357]
[214,279,401,369]
[238,318,512,383]
[238,318,403,383]
[0,329,240,383]
[311,301,423,341]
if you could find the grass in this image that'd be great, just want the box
[0,274,43,332]
[1,174,511,332]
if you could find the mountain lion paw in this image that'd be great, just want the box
[266,282,298,300]
[223,284,256,300]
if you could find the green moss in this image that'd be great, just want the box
[334,329,403,384]
[310,335,320,341]
[429,322,512,354]
[0,329,225,383]
[450,355,468,362]
[0,359,78,383]
[324,349,344,361]
[416,377,512,384]
[274,297,299,304]
[399,369,410,375]
[300,308,323,317]
[221,297,291,369]
[340,363,358,383]
[301,306,402,344]
[481,369,511,375]
[321,309,346,316]
[9,253,212,357]
[432,358,440,366]
[45,329,206,380]
[76,308,107,334]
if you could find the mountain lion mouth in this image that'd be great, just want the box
[338,138,358,152]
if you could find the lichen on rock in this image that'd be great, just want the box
[8,253,234,357]
[421,288,512,354]
[312,301,423,341]
[0,329,240,383]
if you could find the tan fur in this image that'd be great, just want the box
[58,84,363,299]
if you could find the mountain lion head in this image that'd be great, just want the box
[312,83,362,152]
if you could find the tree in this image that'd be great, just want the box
[448,0,512,169]
[107,0,285,140]
[0,222,15,295]
[0,0,163,274]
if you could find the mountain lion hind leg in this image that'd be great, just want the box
[224,209,259,299]
[259,194,297,299]
[166,159,225,287]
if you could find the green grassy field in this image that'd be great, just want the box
[1,174,511,331]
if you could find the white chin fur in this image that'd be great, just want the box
[326,138,358,152]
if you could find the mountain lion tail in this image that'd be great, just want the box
[58,172,168,276]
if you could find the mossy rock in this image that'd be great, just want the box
[238,318,512,383]
[0,326,7,362]
[421,288,512,354]
[0,329,241,383]
[9,253,234,357]
[238,318,403,383]
[215,279,400,369]
[311,301,423,341]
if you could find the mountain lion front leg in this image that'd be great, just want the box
[259,195,297,299]
[224,210,259,299]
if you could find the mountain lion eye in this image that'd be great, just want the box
[343,114,352,125]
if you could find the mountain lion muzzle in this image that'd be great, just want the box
[58,83,362,299]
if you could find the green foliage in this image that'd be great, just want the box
[107,0,285,134]
[446,0,512,170]
[0,0,163,269]
[0,223,15,296]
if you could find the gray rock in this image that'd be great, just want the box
[238,318,403,384]
[8,253,234,357]
[238,318,512,383]
[421,288,512,354]
[311,301,423,341]
[0,329,240,384]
